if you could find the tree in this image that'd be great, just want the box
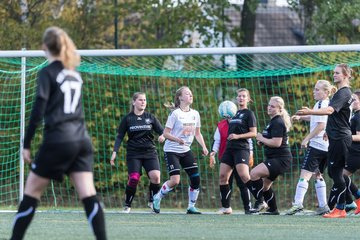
[115,0,229,49]
[0,0,233,50]
[288,0,360,44]
[226,0,259,70]
[0,0,113,50]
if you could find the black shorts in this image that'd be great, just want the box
[32,138,93,182]
[164,151,197,176]
[344,150,360,173]
[301,146,327,173]
[221,148,250,168]
[264,156,292,181]
[126,150,160,174]
[328,137,352,168]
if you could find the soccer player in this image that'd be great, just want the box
[209,119,254,214]
[248,96,293,215]
[285,80,335,215]
[210,89,257,214]
[343,90,360,214]
[296,63,353,218]
[10,27,106,240]
[110,92,164,213]
[152,86,208,214]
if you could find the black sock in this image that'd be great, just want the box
[263,188,277,211]
[234,173,251,210]
[329,166,346,209]
[344,175,360,199]
[125,185,136,207]
[246,179,264,201]
[220,184,231,208]
[149,183,160,202]
[350,182,360,199]
[10,194,38,240]
[239,185,251,211]
[344,175,354,204]
[82,195,107,240]
[328,186,337,210]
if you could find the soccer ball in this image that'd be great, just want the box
[218,101,237,118]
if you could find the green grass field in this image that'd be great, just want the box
[1,209,359,240]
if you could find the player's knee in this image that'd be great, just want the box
[169,174,181,186]
[150,175,160,184]
[148,172,160,184]
[128,172,141,188]
[219,173,228,185]
[239,174,250,184]
[249,171,258,181]
[190,173,200,189]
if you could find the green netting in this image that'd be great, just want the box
[1,51,360,211]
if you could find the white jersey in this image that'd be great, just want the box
[164,108,201,153]
[309,99,329,151]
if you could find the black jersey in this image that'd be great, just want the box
[326,87,352,140]
[113,111,164,152]
[24,61,87,148]
[262,115,291,158]
[226,109,256,150]
[350,110,360,153]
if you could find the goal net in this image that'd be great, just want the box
[1,46,360,210]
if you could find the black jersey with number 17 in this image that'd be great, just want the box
[24,61,88,148]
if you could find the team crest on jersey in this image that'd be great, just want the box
[137,117,142,120]
[239,113,244,119]
[145,118,151,124]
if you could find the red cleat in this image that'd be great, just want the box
[354,199,360,215]
[323,208,346,218]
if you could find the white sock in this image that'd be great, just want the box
[158,182,173,199]
[188,187,200,208]
[294,178,308,206]
[315,178,327,208]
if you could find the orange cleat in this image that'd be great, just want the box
[354,199,360,215]
[323,208,346,218]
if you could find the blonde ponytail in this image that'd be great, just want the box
[317,80,337,98]
[270,96,292,132]
[59,32,80,70]
[42,26,80,70]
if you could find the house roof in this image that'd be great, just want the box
[225,5,304,46]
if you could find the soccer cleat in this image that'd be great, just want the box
[218,207,233,215]
[152,195,161,214]
[147,202,153,209]
[284,204,304,215]
[354,198,360,215]
[122,206,131,213]
[249,201,267,213]
[345,201,357,212]
[187,206,201,214]
[259,209,280,215]
[244,209,252,215]
[323,208,346,218]
[314,205,330,215]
